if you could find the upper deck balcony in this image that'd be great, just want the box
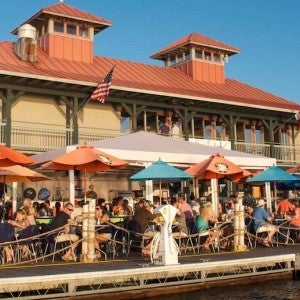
[1,121,299,167]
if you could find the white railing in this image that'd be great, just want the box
[235,142,300,164]
[1,121,299,165]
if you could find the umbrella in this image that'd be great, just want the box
[42,144,128,202]
[0,165,51,182]
[247,166,298,209]
[185,153,246,213]
[185,153,245,179]
[0,144,35,167]
[130,159,192,201]
[247,166,298,183]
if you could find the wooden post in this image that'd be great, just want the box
[80,204,88,262]
[80,199,96,262]
[233,198,247,251]
[87,199,96,262]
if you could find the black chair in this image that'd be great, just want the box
[0,223,15,264]
[16,225,41,262]
[125,220,144,256]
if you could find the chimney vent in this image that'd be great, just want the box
[13,24,38,62]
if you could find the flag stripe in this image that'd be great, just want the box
[91,66,115,103]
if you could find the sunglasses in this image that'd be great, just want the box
[67,208,74,212]
[95,207,100,210]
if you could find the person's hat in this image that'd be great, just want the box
[143,200,151,207]
[257,199,265,207]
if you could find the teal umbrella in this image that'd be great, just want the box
[130,159,192,181]
[130,159,192,202]
[247,166,298,204]
[247,166,298,183]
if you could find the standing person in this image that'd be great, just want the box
[51,202,79,261]
[86,184,97,200]
[252,199,277,247]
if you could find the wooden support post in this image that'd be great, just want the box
[234,198,247,252]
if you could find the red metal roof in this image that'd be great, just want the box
[11,3,112,35]
[151,33,240,60]
[0,41,299,112]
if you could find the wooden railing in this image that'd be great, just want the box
[1,121,299,165]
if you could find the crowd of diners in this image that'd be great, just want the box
[0,190,299,263]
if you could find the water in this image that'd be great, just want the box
[74,278,300,300]
[157,279,300,300]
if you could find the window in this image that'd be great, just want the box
[54,22,64,33]
[204,51,211,60]
[195,50,203,59]
[67,24,77,35]
[214,53,221,62]
[79,27,88,37]
[177,54,183,63]
[184,50,190,61]
[170,56,176,65]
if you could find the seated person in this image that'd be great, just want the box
[37,200,53,217]
[51,202,79,261]
[277,191,294,217]
[8,209,31,259]
[170,197,188,238]
[0,222,15,263]
[112,196,131,216]
[94,206,112,258]
[288,200,300,240]
[252,199,277,247]
[195,203,218,252]
[133,200,158,256]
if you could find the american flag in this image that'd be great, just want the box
[91,66,115,103]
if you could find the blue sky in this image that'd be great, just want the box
[0,0,299,104]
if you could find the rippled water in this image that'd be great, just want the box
[158,279,300,300]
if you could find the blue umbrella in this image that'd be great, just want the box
[130,159,192,202]
[130,159,192,181]
[247,166,298,207]
[247,166,298,183]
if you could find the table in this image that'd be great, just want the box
[109,215,131,225]
[35,217,53,225]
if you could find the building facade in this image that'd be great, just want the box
[0,1,299,171]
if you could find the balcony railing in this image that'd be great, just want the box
[235,142,300,165]
[1,121,299,165]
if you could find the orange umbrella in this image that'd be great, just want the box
[42,144,128,202]
[0,144,35,167]
[185,153,245,179]
[0,165,51,182]
[232,169,253,183]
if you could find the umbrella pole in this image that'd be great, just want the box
[159,180,162,205]
[84,169,87,203]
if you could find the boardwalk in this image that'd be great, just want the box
[0,244,299,299]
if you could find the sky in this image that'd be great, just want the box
[0,0,299,104]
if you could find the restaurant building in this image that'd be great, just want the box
[0,2,299,201]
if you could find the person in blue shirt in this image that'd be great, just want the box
[252,199,277,247]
